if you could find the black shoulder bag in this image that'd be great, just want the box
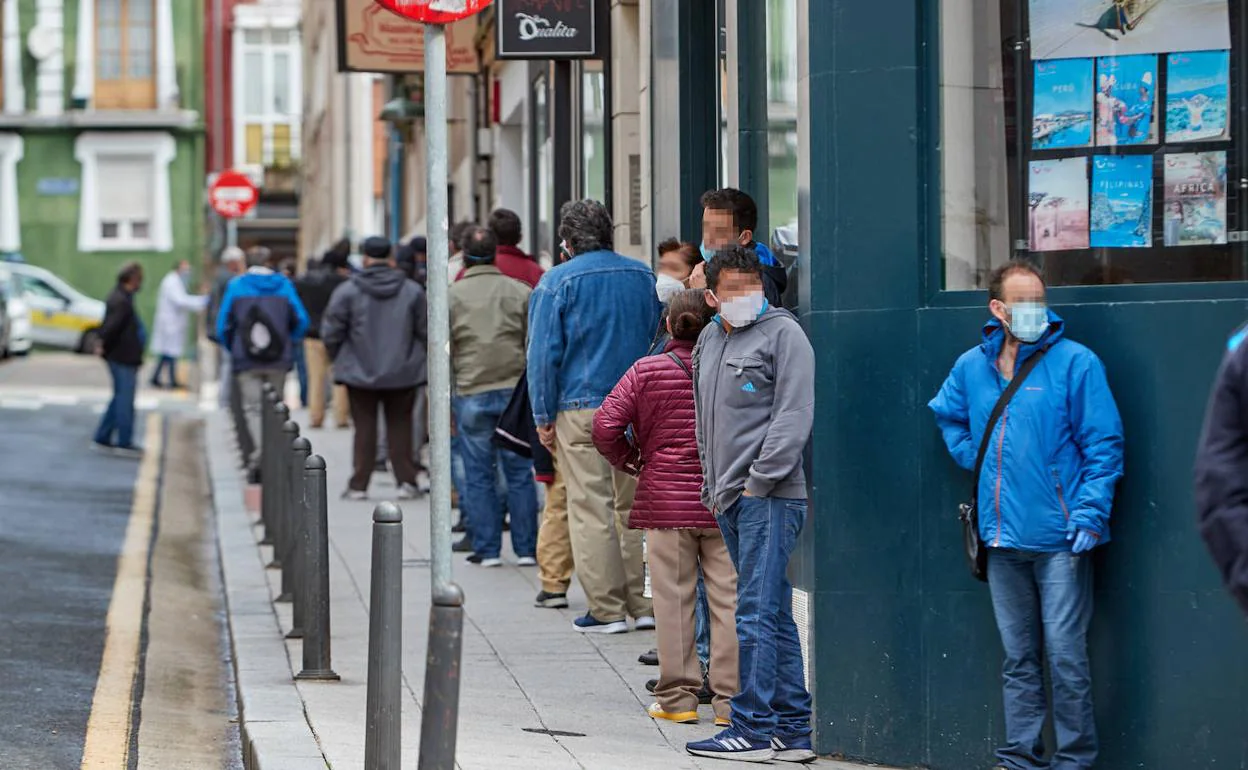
[960,347,1049,582]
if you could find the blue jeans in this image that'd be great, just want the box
[292,341,309,407]
[695,568,711,667]
[988,549,1096,770]
[150,354,178,387]
[718,495,812,741]
[95,361,139,448]
[454,389,538,559]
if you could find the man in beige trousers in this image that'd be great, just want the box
[528,200,663,634]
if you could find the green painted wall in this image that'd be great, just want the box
[796,1,1248,768]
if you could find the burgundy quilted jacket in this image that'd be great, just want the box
[592,339,715,530]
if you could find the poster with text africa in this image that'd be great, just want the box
[1166,50,1231,142]
[1029,158,1090,252]
[1091,155,1153,248]
[1033,58,1095,149]
[1095,55,1158,145]
[1163,151,1227,246]
[1029,0,1229,60]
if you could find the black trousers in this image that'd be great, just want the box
[347,386,417,491]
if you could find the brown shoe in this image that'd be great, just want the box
[309,421,323,429]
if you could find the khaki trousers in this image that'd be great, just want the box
[649,528,739,719]
[304,338,349,428]
[537,461,574,594]
[555,409,650,622]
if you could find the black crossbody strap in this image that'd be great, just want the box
[971,346,1050,499]
[667,351,693,379]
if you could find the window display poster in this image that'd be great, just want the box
[1029,0,1230,60]
[1091,155,1153,248]
[1166,50,1231,142]
[1096,55,1158,146]
[1033,58,1095,149]
[1163,151,1227,245]
[1029,158,1091,252]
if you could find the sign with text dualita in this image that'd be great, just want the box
[496,0,598,59]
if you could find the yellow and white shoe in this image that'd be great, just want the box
[647,702,699,724]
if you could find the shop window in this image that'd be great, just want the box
[941,0,1246,289]
[75,132,175,252]
[532,72,554,264]
[582,65,606,203]
[235,26,301,169]
[96,0,155,110]
[765,0,799,234]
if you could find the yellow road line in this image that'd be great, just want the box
[79,416,163,770]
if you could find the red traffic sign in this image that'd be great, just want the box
[375,0,491,25]
[209,170,259,219]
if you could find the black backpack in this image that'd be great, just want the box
[241,304,283,363]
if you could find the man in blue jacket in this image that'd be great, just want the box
[929,261,1123,770]
[217,246,309,482]
[528,199,662,634]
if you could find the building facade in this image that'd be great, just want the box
[0,0,204,326]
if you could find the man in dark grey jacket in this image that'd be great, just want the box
[322,236,428,500]
[688,245,816,764]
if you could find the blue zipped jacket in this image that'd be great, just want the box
[526,249,662,427]
[928,311,1125,551]
[216,268,309,373]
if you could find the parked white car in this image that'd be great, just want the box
[6,263,106,353]
[0,265,31,357]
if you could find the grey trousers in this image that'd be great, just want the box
[239,368,288,470]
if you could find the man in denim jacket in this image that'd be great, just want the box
[528,199,663,634]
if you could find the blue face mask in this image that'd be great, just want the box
[1006,302,1049,344]
[699,241,716,263]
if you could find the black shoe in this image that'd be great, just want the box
[452,518,466,534]
[247,467,261,484]
[645,678,657,693]
[452,536,474,553]
[466,553,483,564]
[639,648,659,666]
[534,590,569,608]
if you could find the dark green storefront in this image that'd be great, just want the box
[659,0,1248,766]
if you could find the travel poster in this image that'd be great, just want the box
[1091,155,1153,248]
[1166,50,1231,142]
[1029,0,1230,60]
[1033,58,1095,149]
[1095,55,1158,145]
[1163,151,1227,245]
[1029,158,1091,252]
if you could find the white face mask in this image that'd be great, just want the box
[655,273,685,304]
[716,291,766,328]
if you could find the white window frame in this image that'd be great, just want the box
[75,131,175,252]
[2,0,25,114]
[232,6,302,169]
[0,133,23,251]
[73,0,178,110]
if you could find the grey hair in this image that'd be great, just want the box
[558,199,614,256]
[246,246,273,268]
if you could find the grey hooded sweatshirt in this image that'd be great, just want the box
[693,306,815,514]
[321,265,428,390]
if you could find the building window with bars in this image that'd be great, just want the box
[234,26,301,170]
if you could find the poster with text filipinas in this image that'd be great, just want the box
[1096,55,1158,146]
[1091,155,1153,248]
[1033,58,1095,149]
[1029,0,1230,60]
[1166,50,1231,142]
[1163,151,1227,246]
[1029,158,1090,252]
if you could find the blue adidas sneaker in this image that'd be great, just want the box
[771,733,817,763]
[686,728,775,762]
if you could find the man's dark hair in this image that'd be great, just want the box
[450,221,475,253]
[118,261,143,286]
[988,259,1045,302]
[489,209,523,247]
[705,245,762,293]
[327,237,352,260]
[700,188,758,234]
[463,226,498,264]
[558,199,614,256]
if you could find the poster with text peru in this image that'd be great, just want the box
[1033,58,1095,149]
[1029,158,1091,252]
[1029,0,1229,60]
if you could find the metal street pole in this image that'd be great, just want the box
[424,20,452,595]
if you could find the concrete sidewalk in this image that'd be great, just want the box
[207,405,880,770]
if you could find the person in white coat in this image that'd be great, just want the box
[149,260,208,389]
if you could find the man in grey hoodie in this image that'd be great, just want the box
[687,245,816,764]
[322,236,428,501]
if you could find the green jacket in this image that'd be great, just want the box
[450,265,530,396]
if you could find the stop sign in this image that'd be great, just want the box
[209,170,259,219]
[375,0,491,24]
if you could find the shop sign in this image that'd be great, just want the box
[337,0,481,74]
[496,0,597,60]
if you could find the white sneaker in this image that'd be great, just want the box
[341,489,368,501]
[478,557,502,568]
[397,482,423,500]
[516,556,537,567]
[572,613,629,634]
[634,616,656,631]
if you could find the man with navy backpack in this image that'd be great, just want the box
[929,260,1124,770]
[217,245,309,482]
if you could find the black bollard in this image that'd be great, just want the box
[417,583,465,770]
[286,436,311,639]
[296,454,339,682]
[259,385,277,549]
[275,415,297,602]
[365,503,402,770]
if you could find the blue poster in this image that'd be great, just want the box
[1166,50,1231,143]
[1095,55,1158,146]
[1091,155,1153,248]
[1033,58,1094,149]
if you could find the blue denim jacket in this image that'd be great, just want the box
[526,249,662,426]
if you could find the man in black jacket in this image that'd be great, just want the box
[92,262,146,458]
[1196,324,1248,616]
[297,250,351,428]
[322,236,428,500]
[687,188,788,309]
